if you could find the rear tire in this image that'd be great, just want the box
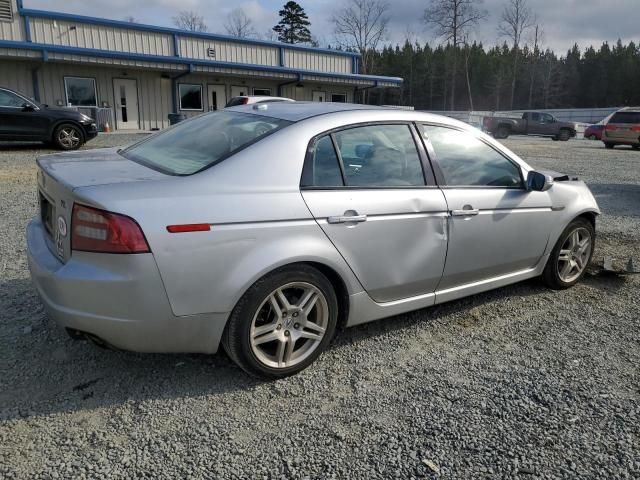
[632,144,640,150]
[495,126,510,139]
[558,129,571,141]
[221,264,338,379]
[542,218,595,290]
[604,142,615,149]
[53,123,83,150]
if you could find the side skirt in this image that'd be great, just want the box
[346,254,549,327]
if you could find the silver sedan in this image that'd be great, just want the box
[27,103,600,378]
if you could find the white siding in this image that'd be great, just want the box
[284,50,351,74]
[29,17,174,56]
[178,37,278,66]
[0,0,24,40]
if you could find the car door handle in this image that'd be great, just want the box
[327,214,367,224]
[451,208,480,217]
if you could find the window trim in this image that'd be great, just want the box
[0,88,39,110]
[178,83,203,111]
[418,123,526,190]
[63,76,98,107]
[300,121,433,190]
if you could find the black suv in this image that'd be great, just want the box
[0,87,98,150]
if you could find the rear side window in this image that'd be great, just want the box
[122,111,291,175]
[422,125,523,188]
[334,125,425,187]
[610,112,640,124]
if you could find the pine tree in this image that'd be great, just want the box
[273,1,312,44]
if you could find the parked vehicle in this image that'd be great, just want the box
[0,87,97,150]
[483,112,576,141]
[601,107,640,149]
[27,103,599,378]
[225,95,294,107]
[584,124,604,140]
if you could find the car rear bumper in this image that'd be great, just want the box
[26,218,228,354]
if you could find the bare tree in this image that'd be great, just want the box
[498,0,534,109]
[527,23,543,108]
[172,11,208,32]
[423,0,487,110]
[332,0,390,75]
[224,8,256,38]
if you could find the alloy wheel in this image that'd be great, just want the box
[557,227,592,283]
[249,282,329,369]
[58,127,81,149]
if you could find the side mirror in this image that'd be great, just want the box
[527,170,553,192]
[21,103,35,112]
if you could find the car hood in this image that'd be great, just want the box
[37,147,167,190]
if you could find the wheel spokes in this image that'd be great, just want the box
[297,289,318,315]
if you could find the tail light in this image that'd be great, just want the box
[605,124,617,131]
[630,125,640,132]
[71,204,150,254]
[241,97,249,105]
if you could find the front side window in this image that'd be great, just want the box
[0,89,24,107]
[122,111,291,175]
[179,84,203,111]
[334,124,425,187]
[541,113,554,123]
[422,125,523,188]
[64,77,97,106]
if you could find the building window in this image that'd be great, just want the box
[179,84,203,111]
[253,88,271,96]
[331,93,347,103]
[64,77,97,107]
[0,0,13,22]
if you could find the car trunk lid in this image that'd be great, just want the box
[36,147,167,262]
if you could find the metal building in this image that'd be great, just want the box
[0,0,402,130]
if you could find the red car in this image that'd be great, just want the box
[584,124,604,140]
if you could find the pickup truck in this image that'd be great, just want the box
[482,112,576,141]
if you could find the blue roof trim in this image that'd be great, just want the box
[18,7,361,59]
[0,40,403,85]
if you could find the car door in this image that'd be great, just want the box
[526,112,545,135]
[0,89,47,139]
[419,124,554,290]
[301,123,449,303]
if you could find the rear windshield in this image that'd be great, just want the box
[122,111,291,175]
[610,112,640,124]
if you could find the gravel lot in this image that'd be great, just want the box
[1,135,638,479]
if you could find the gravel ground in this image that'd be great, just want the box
[0,135,638,479]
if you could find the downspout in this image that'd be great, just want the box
[171,64,193,114]
[32,49,48,103]
[277,73,302,97]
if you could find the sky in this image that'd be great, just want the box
[26,0,640,54]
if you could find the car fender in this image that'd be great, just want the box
[544,181,600,256]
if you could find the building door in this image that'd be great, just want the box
[231,85,248,98]
[113,78,139,130]
[207,84,227,111]
[312,91,326,102]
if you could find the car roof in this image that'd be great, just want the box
[225,101,388,122]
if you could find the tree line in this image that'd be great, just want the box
[167,0,639,111]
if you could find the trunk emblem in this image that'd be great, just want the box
[57,216,67,237]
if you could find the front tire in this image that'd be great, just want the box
[542,218,595,290]
[53,123,83,150]
[221,265,338,379]
[558,129,571,141]
[604,142,615,149]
